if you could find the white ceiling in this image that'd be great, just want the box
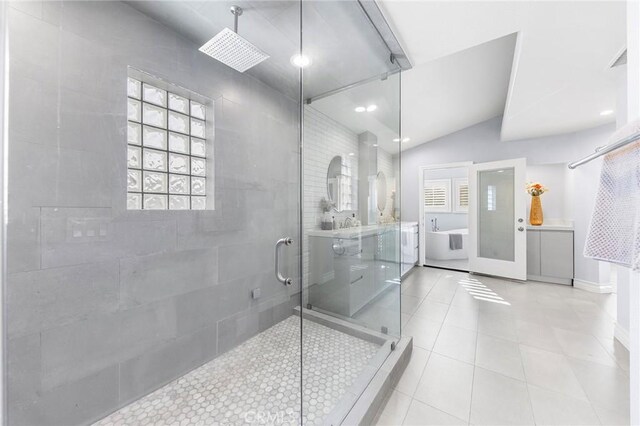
[317,0,626,151]
[382,0,626,146]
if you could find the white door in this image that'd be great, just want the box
[468,158,527,280]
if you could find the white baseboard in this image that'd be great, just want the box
[573,279,614,294]
[614,322,630,350]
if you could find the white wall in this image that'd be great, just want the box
[525,164,570,222]
[399,117,615,285]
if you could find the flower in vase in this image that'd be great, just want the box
[526,182,549,196]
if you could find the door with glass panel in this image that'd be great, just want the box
[468,158,527,280]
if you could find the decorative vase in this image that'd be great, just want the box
[529,195,543,226]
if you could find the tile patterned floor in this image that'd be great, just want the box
[95,316,379,426]
[375,267,630,426]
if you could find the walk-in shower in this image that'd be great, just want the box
[2,1,409,424]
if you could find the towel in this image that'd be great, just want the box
[584,120,640,271]
[449,233,463,250]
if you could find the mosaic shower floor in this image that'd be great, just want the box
[94,316,380,426]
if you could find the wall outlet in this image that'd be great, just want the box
[251,288,261,299]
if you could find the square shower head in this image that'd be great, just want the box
[199,28,269,73]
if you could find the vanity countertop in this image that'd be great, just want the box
[526,221,574,231]
[307,223,401,239]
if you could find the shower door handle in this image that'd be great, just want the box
[275,237,293,286]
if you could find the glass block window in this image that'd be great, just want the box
[127,77,209,210]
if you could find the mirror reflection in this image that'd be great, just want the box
[376,171,387,213]
[326,155,353,212]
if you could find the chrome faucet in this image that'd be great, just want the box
[341,216,355,229]
[431,218,439,232]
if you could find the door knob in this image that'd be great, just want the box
[518,226,524,232]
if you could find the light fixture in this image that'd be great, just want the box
[372,144,378,147]
[402,138,410,143]
[290,54,311,68]
[393,138,401,142]
[366,104,377,112]
[348,152,355,156]
[355,106,366,113]
[600,109,614,116]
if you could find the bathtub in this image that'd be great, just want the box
[425,228,469,260]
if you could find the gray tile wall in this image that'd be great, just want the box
[6,1,301,424]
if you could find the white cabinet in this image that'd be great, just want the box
[307,226,399,317]
[401,223,419,276]
[527,228,574,285]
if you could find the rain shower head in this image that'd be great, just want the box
[199,6,269,73]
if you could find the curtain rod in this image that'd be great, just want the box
[568,131,640,169]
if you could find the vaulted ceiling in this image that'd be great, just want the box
[379,0,626,148]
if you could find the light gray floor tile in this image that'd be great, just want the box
[413,300,450,324]
[519,344,588,400]
[552,327,617,367]
[402,399,467,426]
[403,315,442,350]
[475,333,525,381]
[567,357,630,413]
[443,305,479,331]
[477,311,519,341]
[516,320,563,353]
[402,294,424,315]
[592,403,630,426]
[433,325,477,364]
[414,353,474,422]
[470,367,534,426]
[394,347,431,396]
[379,267,628,426]
[527,383,600,426]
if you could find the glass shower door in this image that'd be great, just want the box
[300,1,403,423]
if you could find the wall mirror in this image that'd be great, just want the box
[327,155,353,212]
[376,171,387,212]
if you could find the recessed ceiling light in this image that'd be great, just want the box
[355,106,366,113]
[290,54,311,68]
[372,144,378,147]
[393,138,401,142]
[348,152,355,156]
[366,104,377,112]
[600,109,614,116]
[402,138,410,143]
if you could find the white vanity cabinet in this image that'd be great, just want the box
[527,226,574,285]
[307,225,399,317]
[401,222,419,276]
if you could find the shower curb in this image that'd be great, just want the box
[340,336,413,426]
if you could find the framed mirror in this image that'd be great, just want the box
[327,155,352,212]
[376,171,387,212]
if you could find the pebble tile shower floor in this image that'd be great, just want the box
[94,316,380,426]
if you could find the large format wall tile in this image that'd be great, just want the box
[6,1,300,423]
[119,248,218,307]
[8,261,119,338]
